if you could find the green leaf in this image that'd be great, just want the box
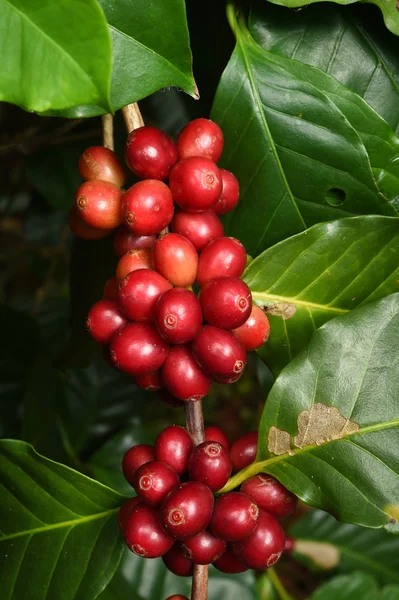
[0,440,125,600]
[221,294,399,532]
[309,573,399,600]
[291,509,399,583]
[0,0,112,113]
[243,216,399,374]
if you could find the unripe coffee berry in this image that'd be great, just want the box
[196,237,247,287]
[230,431,258,472]
[110,323,169,375]
[213,548,248,573]
[162,345,212,402]
[182,530,226,565]
[240,474,298,519]
[86,299,128,345]
[233,305,270,351]
[160,481,214,539]
[231,509,285,570]
[200,277,252,330]
[204,426,230,449]
[213,169,239,215]
[162,543,193,577]
[211,492,259,542]
[177,118,224,162]
[124,503,174,558]
[122,444,156,486]
[125,126,177,180]
[79,146,125,187]
[69,206,110,240]
[122,180,174,235]
[155,288,202,344]
[134,461,180,507]
[118,497,140,530]
[103,276,118,300]
[135,370,164,391]
[172,209,224,252]
[155,425,193,475]
[191,326,247,383]
[75,180,123,230]
[188,441,231,492]
[113,226,156,258]
[169,157,222,212]
[153,233,198,288]
[118,269,172,322]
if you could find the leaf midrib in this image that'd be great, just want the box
[252,292,348,314]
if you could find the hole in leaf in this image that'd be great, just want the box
[325,188,346,206]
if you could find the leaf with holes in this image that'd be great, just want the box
[220,294,399,532]
[0,440,125,600]
[243,215,399,374]
[309,572,399,600]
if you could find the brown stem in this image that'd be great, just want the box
[121,102,144,133]
[101,114,114,151]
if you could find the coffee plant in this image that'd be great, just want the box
[0,1,398,599]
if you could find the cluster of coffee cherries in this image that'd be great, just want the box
[70,118,271,400]
[118,424,297,587]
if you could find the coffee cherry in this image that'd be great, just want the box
[110,323,169,375]
[231,509,285,570]
[118,497,141,530]
[284,535,295,554]
[196,237,247,287]
[233,305,270,351]
[160,482,214,539]
[182,530,226,565]
[124,503,174,558]
[169,157,222,212]
[113,226,156,258]
[211,492,259,542]
[69,206,110,240]
[172,209,224,252]
[122,444,156,486]
[75,180,123,230]
[103,276,118,300]
[188,442,231,492]
[86,299,128,345]
[240,474,298,519]
[79,146,125,187]
[213,547,248,573]
[191,326,247,383]
[230,431,258,472]
[163,543,193,577]
[134,461,180,507]
[153,234,198,288]
[165,597,189,600]
[155,425,193,475]
[204,426,230,450]
[200,277,252,330]
[122,180,174,235]
[162,345,212,402]
[157,389,185,408]
[118,269,172,322]
[177,118,224,162]
[135,370,164,391]
[125,126,177,180]
[213,169,239,215]
[116,248,152,282]
[155,288,202,344]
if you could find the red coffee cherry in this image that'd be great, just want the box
[155,425,193,475]
[124,503,174,558]
[196,237,247,287]
[134,461,180,507]
[118,269,172,322]
[160,482,214,539]
[233,305,270,351]
[213,169,239,215]
[118,497,141,530]
[135,370,164,391]
[200,277,252,330]
[284,535,295,554]
[110,323,169,375]
[122,444,156,486]
[155,288,202,344]
[204,426,230,450]
[240,474,298,519]
[191,326,247,383]
[182,530,226,565]
[103,276,118,300]
[177,118,224,162]
[188,442,231,492]
[116,248,152,282]
[86,299,128,345]
[113,226,156,258]
[172,209,224,252]
[162,543,193,577]
[125,126,177,180]
[165,597,189,600]
[213,547,248,573]
[231,509,285,570]
[122,180,174,235]
[169,157,222,212]
[230,431,258,472]
[157,389,185,408]
[162,345,212,402]
[68,206,110,240]
[211,492,259,542]
[78,146,126,187]
[153,233,198,288]
[75,180,123,230]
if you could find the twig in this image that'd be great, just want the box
[101,114,114,151]
[121,102,144,133]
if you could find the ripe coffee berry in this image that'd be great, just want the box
[125,126,177,180]
[233,304,270,351]
[155,288,202,344]
[78,146,125,187]
[191,326,247,383]
[213,547,248,574]
[110,323,169,375]
[103,276,118,300]
[122,444,155,486]
[177,118,224,162]
[172,209,224,252]
[240,474,298,519]
[124,503,173,558]
[134,461,180,507]
[118,497,140,530]
[188,441,231,492]
[230,431,258,472]
[75,180,123,230]
[122,180,174,235]
[231,509,285,570]
[116,248,152,282]
[160,481,214,539]
[86,299,128,345]
[200,277,252,330]
[211,492,259,542]
[162,543,193,577]
[169,157,222,212]
[155,425,193,475]
[196,237,247,287]
[284,536,295,554]
[153,234,198,288]
[204,426,230,450]
[182,530,226,565]
[162,345,212,402]
[69,206,110,240]
[118,269,172,322]
[135,370,164,391]
[165,597,189,600]
[113,226,156,258]
[213,169,240,215]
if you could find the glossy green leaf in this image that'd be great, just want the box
[0,440,125,600]
[221,294,399,532]
[244,216,399,374]
[309,573,399,600]
[0,0,112,113]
